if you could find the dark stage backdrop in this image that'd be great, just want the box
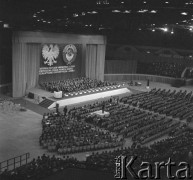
[39,44,82,82]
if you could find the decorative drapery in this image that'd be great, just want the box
[85,44,106,81]
[12,43,40,97]
[26,44,40,89]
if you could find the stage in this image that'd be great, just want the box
[27,86,131,109]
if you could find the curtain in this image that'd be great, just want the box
[26,44,40,90]
[12,43,27,97]
[12,43,40,97]
[85,44,106,81]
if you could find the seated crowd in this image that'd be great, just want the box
[40,102,123,155]
[85,104,180,144]
[1,88,193,179]
[1,127,192,180]
[137,62,185,78]
[121,88,193,121]
[40,77,117,93]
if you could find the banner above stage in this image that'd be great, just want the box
[39,44,81,75]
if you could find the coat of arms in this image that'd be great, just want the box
[63,44,77,65]
[42,44,59,66]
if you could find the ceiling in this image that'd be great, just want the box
[1,0,193,48]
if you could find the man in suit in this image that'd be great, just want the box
[63,106,67,116]
[102,102,105,114]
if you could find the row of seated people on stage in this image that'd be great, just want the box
[137,62,185,78]
[1,127,192,180]
[120,88,193,121]
[40,77,117,93]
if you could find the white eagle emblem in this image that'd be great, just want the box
[42,44,59,66]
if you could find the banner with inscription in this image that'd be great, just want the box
[39,44,81,75]
[39,44,82,82]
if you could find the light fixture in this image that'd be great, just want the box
[112,10,121,13]
[181,12,188,15]
[150,10,157,13]
[123,10,131,13]
[3,24,9,28]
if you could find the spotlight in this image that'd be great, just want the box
[3,24,9,28]
[163,27,168,32]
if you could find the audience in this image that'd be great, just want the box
[121,88,193,120]
[1,127,192,180]
[1,86,193,180]
[137,62,185,78]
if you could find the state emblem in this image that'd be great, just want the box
[63,44,77,65]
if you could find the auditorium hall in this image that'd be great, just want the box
[0,0,193,179]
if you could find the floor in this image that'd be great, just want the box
[0,110,47,163]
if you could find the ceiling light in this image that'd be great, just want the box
[91,11,98,14]
[150,10,157,13]
[165,2,169,4]
[171,31,174,34]
[41,10,45,12]
[123,10,131,13]
[138,9,148,13]
[160,27,168,32]
[152,29,155,32]
[112,10,121,13]
[3,24,9,28]
[181,12,188,15]
[73,14,78,17]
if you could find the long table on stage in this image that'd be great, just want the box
[28,85,131,109]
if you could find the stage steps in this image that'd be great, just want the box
[39,99,55,108]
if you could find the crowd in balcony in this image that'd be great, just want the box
[137,62,185,78]
[40,77,117,93]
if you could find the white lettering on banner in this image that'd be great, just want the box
[39,66,76,75]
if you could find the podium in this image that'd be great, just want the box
[54,91,62,99]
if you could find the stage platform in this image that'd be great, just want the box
[27,86,131,109]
